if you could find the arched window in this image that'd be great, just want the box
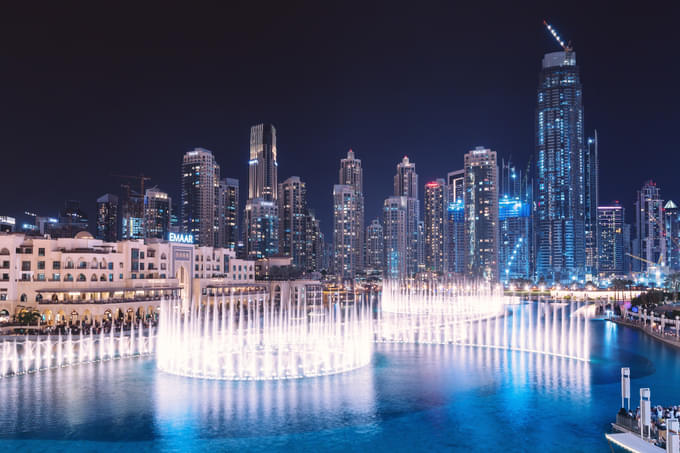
[35,293,43,302]
[161,253,167,260]
[78,273,86,282]
[90,274,98,282]
[20,293,27,302]
[51,294,58,302]
[65,273,73,282]
[0,248,10,255]
[100,274,106,281]
[65,259,74,269]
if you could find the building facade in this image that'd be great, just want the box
[96,193,119,242]
[278,176,307,269]
[664,200,680,271]
[383,196,407,279]
[635,180,665,272]
[535,49,587,282]
[393,156,420,276]
[144,187,171,240]
[248,124,278,202]
[333,150,365,278]
[244,199,279,260]
[181,148,220,247]
[597,203,624,277]
[218,178,239,251]
[464,147,499,281]
[424,180,445,273]
[365,219,384,273]
[446,170,465,274]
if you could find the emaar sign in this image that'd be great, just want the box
[168,232,194,244]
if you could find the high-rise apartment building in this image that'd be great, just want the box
[635,180,665,272]
[244,199,278,259]
[424,179,445,273]
[244,124,280,259]
[664,200,680,271]
[464,147,499,281]
[383,196,408,279]
[278,176,307,269]
[446,170,465,274]
[96,194,119,242]
[333,184,363,279]
[598,202,624,276]
[304,210,324,273]
[248,124,278,201]
[120,192,144,240]
[535,48,587,282]
[585,132,599,277]
[393,156,419,276]
[365,219,384,272]
[498,160,532,282]
[144,187,171,240]
[333,150,364,278]
[181,148,220,246]
[218,178,239,250]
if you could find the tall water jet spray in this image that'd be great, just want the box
[156,293,373,380]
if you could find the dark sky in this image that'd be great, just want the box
[1,2,679,236]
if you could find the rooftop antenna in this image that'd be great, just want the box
[543,20,572,51]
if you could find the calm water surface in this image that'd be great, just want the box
[1,304,679,452]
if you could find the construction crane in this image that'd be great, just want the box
[626,253,659,267]
[543,20,572,51]
[111,173,151,197]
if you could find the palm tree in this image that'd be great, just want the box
[16,310,41,326]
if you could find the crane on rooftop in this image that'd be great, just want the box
[543,20,572,52]
[111,173,152,197]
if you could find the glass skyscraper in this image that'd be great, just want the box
[535,49,587,282]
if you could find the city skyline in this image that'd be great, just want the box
[1,4,678,241]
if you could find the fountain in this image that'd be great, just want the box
[376,279,589,361]
[0,321,155,377]
[156,293,374,380]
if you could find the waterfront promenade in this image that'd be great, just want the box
[611,317,680,350]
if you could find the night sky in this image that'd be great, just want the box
[1,2,678,236]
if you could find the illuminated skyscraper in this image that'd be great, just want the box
[333,150,364,279]
[584,132,599,277]
[304,210,324,273]
[248,124,278,201]
[245,125,279,258]
[218,178,239,250]
[635,180,665,272]
[181,148,220,246]
[144,187,171,239]
[598,202,624,276]
[393,156,419,275]
[464,147,499,281]
[446,170,465,274]
[278,176,307,269]
[96,193,119,242]
[498,160,531,282]
[383,196,408,279]
[535,48,587,282]
[664,200,680,271]
[365,218,384,272]
[424,179,445,273]
[244,199,278,259]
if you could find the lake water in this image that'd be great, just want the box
[1,303,679,452]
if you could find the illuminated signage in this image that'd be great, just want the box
[168,232,194,244]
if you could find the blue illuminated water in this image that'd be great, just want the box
[1,310,679,452]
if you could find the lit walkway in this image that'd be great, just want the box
[605,432,664,453]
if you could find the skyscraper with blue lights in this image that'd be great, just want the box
[535,49,587,282]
